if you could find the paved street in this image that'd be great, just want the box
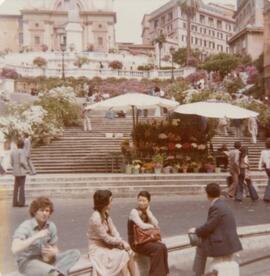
[1,194,270,273]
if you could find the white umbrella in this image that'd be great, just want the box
[87,92,178,111]
[87,92,178,130]
[174,101,258,119]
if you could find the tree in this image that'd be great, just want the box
[177,0,200,64]
[153,31,166,69]
[109,60,123,70]
[33,57,47,68]
[173,47,201,66]
[201,53,240,79]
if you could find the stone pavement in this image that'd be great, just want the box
[1,194,270,273]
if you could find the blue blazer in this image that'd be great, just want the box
[195,198,242,257]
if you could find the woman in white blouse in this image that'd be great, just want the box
[87,190,137,276]
[128,191,169,276]
[259,138,270,202]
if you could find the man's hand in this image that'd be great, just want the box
[122,241,131,251]
[41,245,58,257]
[188,227,196,234]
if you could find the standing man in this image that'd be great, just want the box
[189,183,242,276]
[24,133,36,175]
[10,139,28,207]
[248,117,258,144]
[258,138,270,202]
[11,197,80,276]
[228,141,241,198]
[81,104,92,132]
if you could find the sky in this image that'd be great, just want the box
[0,0,236,43]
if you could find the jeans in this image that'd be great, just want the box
[20,249,80,276]
[235,168,245,201]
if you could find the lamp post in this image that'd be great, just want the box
[170,46,175,82]
[60,37,66,80]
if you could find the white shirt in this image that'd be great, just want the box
[259,149,270,170]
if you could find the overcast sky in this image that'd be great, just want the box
[0,0,236,43]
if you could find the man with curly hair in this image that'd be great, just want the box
[11,197,80,276]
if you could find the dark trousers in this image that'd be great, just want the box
[264,169,270,201]
[193,246,207,276]
[235,168,245,201]
[134,241,169,276]
[13,176,26,206]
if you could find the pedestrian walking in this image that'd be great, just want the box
[23,133,36,175]
[10,140,28,207]
[228,141,241,198]
[81,105,92,132]
[218,117,228,136]
[248,117,258,144]
[235,147,258,201]
[11,197,80,275]
[258,138,270,202]
[189,183,242,276]
[232,119,242,137]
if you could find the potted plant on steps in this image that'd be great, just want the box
[152,153,164,174]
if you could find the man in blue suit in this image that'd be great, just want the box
[190,183,242,276]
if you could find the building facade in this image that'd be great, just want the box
[264,0,270,96]
[228,0,264,60]
[0,0,116,53]
[141,0,235,59]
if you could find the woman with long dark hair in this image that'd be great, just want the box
[87,190,137,276]
[128,191,169,276]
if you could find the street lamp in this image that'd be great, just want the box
[60,36,66,80]
[170,46,175,82]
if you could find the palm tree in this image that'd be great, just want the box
[177,0,200,65]
[154,31,166,69]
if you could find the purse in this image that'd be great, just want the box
[188,232,202,246]
[133,224,161,246]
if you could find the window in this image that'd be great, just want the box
[200,14,205,24]
[154,20,158,29]
[183,22,186,29]
[98,37,103,47]
[217,20,222,29]
[35,23,39,28]
[35,36,40,45]
[208,17,214,27]
[161,16,165,25]
[99,24,102,28]
[168,12,173,21]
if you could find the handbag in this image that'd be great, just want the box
[188,232,202,246]
[133,224,161,246]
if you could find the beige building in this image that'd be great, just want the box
[228,0,264,60]
[0,0,116,53]
[141,0,235,58]
[264,0,270,96]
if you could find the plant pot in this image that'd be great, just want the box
[172,168,178,174]
[154,168,162,174]
[215,167,221,173]
[125,165,132,174]
[132,168,140,174]
[163,167,171,174]
[182,167,188,173]
[193,167,199,173]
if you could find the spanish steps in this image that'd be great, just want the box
[0,115,267,199]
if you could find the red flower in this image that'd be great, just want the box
[182,143,191,150]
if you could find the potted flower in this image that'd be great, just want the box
[190,161,199,173]
[142,162,154,174]
[205,155,216,173]
[132,160,142,174]
[152,153,164,174]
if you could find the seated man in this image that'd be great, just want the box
[11,197,80,276]
[189,183,242,276]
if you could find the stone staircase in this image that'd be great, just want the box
[31,116,133,173]
[0,172,267,200]
[211,135,265,171]
[29,115,266,174]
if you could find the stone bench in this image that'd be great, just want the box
[6,223,270,276]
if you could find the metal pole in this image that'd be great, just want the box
[62,49,65,80]
[171,56,174,82]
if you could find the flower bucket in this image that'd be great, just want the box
[125,165,132,174]
[132,167,140,174]
[215,167,221,173]
[154,168,162,174]
[163,167,171,174]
